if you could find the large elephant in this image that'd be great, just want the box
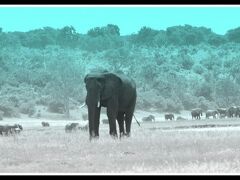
[84,70,137,140]
[205,110,218,119]
[217,108,228,118]
[191,108,203,120]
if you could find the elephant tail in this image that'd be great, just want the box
[133,114,141,127]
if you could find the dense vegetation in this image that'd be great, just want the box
[1,24,240,118]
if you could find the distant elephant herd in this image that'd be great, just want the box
[191,106,240,120]
[141,106,240,122]
[0,121,88,136]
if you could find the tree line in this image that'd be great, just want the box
[1,24,240,118]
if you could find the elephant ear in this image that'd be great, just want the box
[101,73,122,100]
[84,74,89,84]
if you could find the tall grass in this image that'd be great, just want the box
[0,123,240,174]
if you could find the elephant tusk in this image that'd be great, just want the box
[97,101,100,108]
[79,102,86,109]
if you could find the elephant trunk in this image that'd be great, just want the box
[86,92,101,139]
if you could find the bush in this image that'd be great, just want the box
[47,101,65,114]
[192,64,205,75]
[181,93,199,110]
[226,27,240,43]
[164,98,184,113]
[197,96,218,111]
[35,96,49,106]
[0,103,20,118]
[19,102,36,117]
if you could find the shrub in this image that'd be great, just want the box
[0,103,20,118]
[47,101,65,114]
[19,102,36,116]
[176,54,195,70]
[35,96,49,106]
[164,98,184,113]
[197,96,218,111]
[181,93,199,110]
[192,64,205,75]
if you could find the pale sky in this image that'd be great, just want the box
[0,5,240,35]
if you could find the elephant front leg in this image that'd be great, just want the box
[107,100,118,138]
[117,112,125,138]
[94,107,101,137]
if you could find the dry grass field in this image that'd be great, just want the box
[1,110,240,175]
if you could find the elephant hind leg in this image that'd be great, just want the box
[125,112,134,137]
[117,112,125,137]
[94,107,101,137]
[107,108,118,138]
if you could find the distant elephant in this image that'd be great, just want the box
[41,122,50,127]
[65,123,80,132]
[11,124,23,134]
[84,70,137,140]
[0,124,23,135]
[227,106,238,118]
[78,124,89,131]
[142,115,155,122]
[205,110,218,119]
[191,108,203,120]
[165,113,174,121]
[235,106,240,118]
[217,108,228,118]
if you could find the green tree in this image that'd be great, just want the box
[226,27,240,43]
[57,26,79,48]
[46,50,84,118]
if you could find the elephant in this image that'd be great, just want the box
[142,115,155,122]
[165,113,174,121]
[65,123,80,132]
[78,124,89,131]
[84,70,137,140]
[0,125,11,135]
[191,108,203,120]
[205,110,218,119]
[41,122,50,127]
[11,124,23,134]
[217,108,228,118]
[0,124,23,135]
[227,106,239,118]
[235,106,240,118]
